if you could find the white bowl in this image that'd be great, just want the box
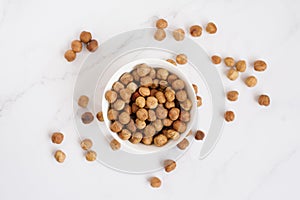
[102,58,197,154]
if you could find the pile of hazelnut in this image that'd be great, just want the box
[105,63,194,147]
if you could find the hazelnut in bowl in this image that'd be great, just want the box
[102,58,197,154]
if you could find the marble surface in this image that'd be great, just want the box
[0,0,300,199]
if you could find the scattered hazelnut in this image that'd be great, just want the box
[166,59,177,66]
[176,90,187,102]
[54,150,66,163]
[136,63,151,77]
[245,76,257,87]
[142,136,153,145]
[177,138,189,150]
[140,76,153,87]
[105,90,118,103]
[152,119,163,132]
[126,119,137,133]
[192,84,198,94]
[78,95,89,108]
[224,57,235,67]
[153,134,168,147]
[169,108,180,121]
[156,105,168,119]
[150,177,161,188]
[110,121,123,133]
[85,150,97,162]
[173,120,187,133]
[211,55,221,64]
[173,28,185,41]
[254,60,267,72]
[110,139,121,150]
[227,91,239,101]
[154,29,166,41]
[206,22,217,34]
[120,73,133,85]
[176,54,188,65]
[139,87,150,97]
[113,99,125,111]
[155,91,166,104]
[144,125,156,137]
[180,99,192,111]
[179,110,190,122]
[80,31,92,43]
[227,68,239,81]
[81,112,94,124]
[236,60,246,72]
[96,111,104,122]
[148,110,157,122]
[107,109,119,121]
[120,88,131,103]
[87,39,98,52]
[165,101,175,109]
[195,130,205,140]
[118,129,131,140]
[163,118,173,127]
[156,18,168,29]
[172,79,185,90]
[71,40,82,53]
[112,81,124,92]
[164,160,176,172]
[196,96,202,107]
[51,132,64,144]
[126,82,138,93]
[80,139,93,150]
[136,119,146,129]
[130,132,143,144]
[190,25,202,37]
[224,111,235,122]
[64,50,76,62]
[136,96,146,108]
[258,95,270,106]
[146,96,158,109]
[118,112,131,125]
[136,108,149,121]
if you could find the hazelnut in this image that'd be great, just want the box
[236,60,246,72]
[110,139,121,150]
[142,136,153,145]
[167,74,178,84]
[166,59,177,66]
[136,119,146,129]
[159,80,168,90]
[224,57,235,67]
[258,95,270,106]
[156,18,168,29]
[119,88,131,103]
[163,118,173,127]
[124,105,131,114]
[146,96,158,109]
[155,91,166,104]
[227,91,239,101]
[149,68,156,79]
[153,134,168,147]
[254,60,267,71]
[150,89,158,96]
[118,112,131,125]
[87,39,98,52]
[144,125,156,137]
[136,96,146,108]
[157,68,169,80]
[51,132,64,144]
[105,90,118,103]
[179,110,190,122]
[140,76,153,87]
[205,22,217,34]
[155,105,168,119]
[177,138,189,150]
[110,121,123,132]
[132,70,140,82]
[190,25,202,37]
[118,129,131,140]
[195,130,205,140]
[80,31,92,43]
[136,108,148,121]
[131,103,139,113]
[139,87,151,97]
[113,99,125,111]
[164,129,180,140]
[164,160,176,172]
[71,40,82,53]
[224,111,235,122]
[176,90,187,102]
[169,108,180,121]
[130,132,143,144]
[81,112,94,124]
[152,79,159,88]
[245,76,257,87]
[152,119,163,132]
[131,91,140,101]
[211,55,221,64]
[64,50,76,62]
[136,63,151,77]
[80,139,93,150]
[192,84,198,94]
[112,81,124,92]
[107,109,119,121]
[176,54,188,65]
[85,150,97,162]
[165,90,175,102]
[148,110,157,122]
[96,111,104,122]
[120,72,133,85]
[173,120,187,133]
[165,101,175,109]
[196,96,202,107]
[172,79,185,90]
[180,99,192,111]
[154,29,166,41]
[126,119,137,133]
[78,95,89,108]
[227,68,239,81]
[173,28,185,41]
[150,177,161,188]
[126,82,138,93]
[54,150,66,163]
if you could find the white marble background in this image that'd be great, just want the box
[0,0,300,199]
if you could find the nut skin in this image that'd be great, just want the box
[190,25,202,37]
[105,90,118,103]
[78,95,89,108]
[54,150,66,163]
[118,129,131,140]
[51,132,64,144]
[224,57,235,67]
[227,68,239,81]
[130,132,143,144]
[118,112,131,125]
[110,139,121,150]
[154,29,166,41]
[258,95,270,106]
[110,121,123,133]
[227,91,239,101]
[206,22,217,34]
[85,150,97,162]
[196,96,202,107]
[245,76,257,87]
[153,134,168,147]
[173,28,185,41]
[107,109,119,121]
[164,160,176,172]
[81,112,94,124]
[156,19,168,29]
[177,138,189,150]
[166,59,177,66]
[64,50,76,62]
[254,60,267,72]
[96,111,104,122]
[173,120,187,133]
[211,55,221,64]
[71,40,83,53]
[192,84,198,94]
[169,108,180,121]
[224,111,235,122]
[195,130,205,140]
[150,177,161,188]
[80,31,92,43]
[176,54,188,65]
[236,60,246,72]
[80,139,93,150]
